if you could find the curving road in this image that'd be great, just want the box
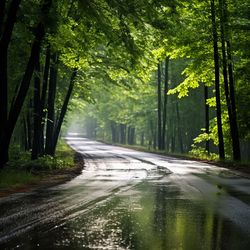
[0,137,250,249]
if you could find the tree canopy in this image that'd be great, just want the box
[0,0,249,168]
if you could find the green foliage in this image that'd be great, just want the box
[8,140,74,171]
[2,0,249,165]
[189,145,218,161]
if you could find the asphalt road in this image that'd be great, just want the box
[0,137,250,249]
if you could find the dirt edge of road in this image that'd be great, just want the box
[0,152,85,198]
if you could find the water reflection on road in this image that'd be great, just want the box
[0,137,250,249]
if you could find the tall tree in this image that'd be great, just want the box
[39,45,51,154]
[204,84,210,154]
[50,68,78,155]
[210,0,225,159]
[219,0,241,161]
[162,57,169,150]
[45,53,58,155]
[0,0,52,167]
[31,53,42,160]
[157,63,162,150]
[0,0,21,141]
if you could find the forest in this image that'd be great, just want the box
[0,0,250,170]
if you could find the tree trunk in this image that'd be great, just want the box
[31,55,41,160]
[23,116,29,151]
[140,132,144,146]
[210,0,225,159]
[227,40,241,161]
[51,69,77,155]
[27,99,33,150]
[39,45,51,154]
[127,126,135,145]
[149,119,156,150]
[111,121,117,143]
[0,0,21,142]
[219,0,240,161]
[162,57,169,150]
[45,53,58,155]
[127,126,131,144]
[176,102,184,153]
[0,0,7,35]
[130,127,135,145]
[204,85,210,153]
[157,63,162,150]
[0,22,46,167]
[120,124,126,144]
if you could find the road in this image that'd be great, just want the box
[0,137,250,249]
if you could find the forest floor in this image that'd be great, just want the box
[0,153,85,198]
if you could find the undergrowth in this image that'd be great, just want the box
[0,140,75,189]
[7,140,75,171]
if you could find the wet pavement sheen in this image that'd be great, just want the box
[0,137,250,249]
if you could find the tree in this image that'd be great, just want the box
[219,0,241,161]
[162,57,169,150]
[157,63,163,150]
[210,0,225,160]
[0,0,52,167]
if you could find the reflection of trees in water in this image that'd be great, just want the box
[153,184,168,249]
[151,182,246,250]
[153,183,180,249]
[119,207,140,249]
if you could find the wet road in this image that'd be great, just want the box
[1,137,250,249]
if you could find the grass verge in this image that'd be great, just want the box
[0,140,84,196]
[0,169,39,189]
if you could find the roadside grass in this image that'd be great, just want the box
[7,140,75,171]
[0,169,39,189]
[0,140,76,190]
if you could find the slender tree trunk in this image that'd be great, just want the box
[162,57,169,150]
[27,100,33,150]
[127,126,131,144]
[171,136,175,153]
[111,121,116,143]
[39,45,50,154]
[157,63,162,150]
[149,119,156,150]
[0,0,21,142]
[120,124,126,144]
[210,0,225,159]
[0,0,7,36]
[31,55,41,160]
[130,127,135,145]
[219,0,240,161]
[23,116,29,151]
[51,69,77,155]
[204,85,210,153]
[227,40,241,161]
[170,100,176,153]
[127,126,135,145]
[176,102,184,153]
[140,132,144,146]
[45,53,58,155]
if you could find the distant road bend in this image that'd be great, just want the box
[0,136,250,249]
